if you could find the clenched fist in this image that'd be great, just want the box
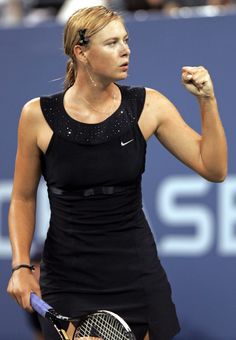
[182,66,215,98]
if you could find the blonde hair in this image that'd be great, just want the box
[63,6,122,90]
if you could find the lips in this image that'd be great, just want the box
[120,61,129,67]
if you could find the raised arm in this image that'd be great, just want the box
[139,66,227,182]
[7,99,42,311]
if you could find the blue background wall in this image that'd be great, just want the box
[0,12,235,339]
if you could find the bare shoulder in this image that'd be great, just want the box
[144,87,183,125]
[145,87,163,99]
[144,87,176,113]
[20,97,42,124]
[19,97,46,137]
[18,98,45,148]
[139,87,179,140]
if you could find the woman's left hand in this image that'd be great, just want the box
[182,66,214,98]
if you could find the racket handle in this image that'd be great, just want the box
[30,292,52,317]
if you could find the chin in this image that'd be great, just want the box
[116,73,128,81]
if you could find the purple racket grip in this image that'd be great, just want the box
[30,292,52,317]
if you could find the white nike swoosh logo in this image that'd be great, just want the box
[121,139,134,146]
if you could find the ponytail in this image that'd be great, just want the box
[64,59,76,91]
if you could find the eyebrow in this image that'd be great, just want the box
[103,34,129,43]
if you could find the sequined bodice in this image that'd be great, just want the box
[40,84,142,145]
[40,84,146,190]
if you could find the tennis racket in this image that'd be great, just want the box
[30,292,136,340]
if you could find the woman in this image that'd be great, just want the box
[7,5,227,340]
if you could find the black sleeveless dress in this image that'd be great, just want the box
[39,84,180,340]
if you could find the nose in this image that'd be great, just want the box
[119,41,130,56]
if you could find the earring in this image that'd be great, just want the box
[86,66,97,87]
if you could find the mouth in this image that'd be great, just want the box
[119,62,129,70]
[120,61,129,67]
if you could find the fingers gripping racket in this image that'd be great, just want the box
[30,293,136,340]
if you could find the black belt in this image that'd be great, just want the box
[48,185,137,197]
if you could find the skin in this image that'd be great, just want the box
[7,18,227,340]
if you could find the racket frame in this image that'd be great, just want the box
[30,293,136,340]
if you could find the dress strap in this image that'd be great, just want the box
[123,86,146,120]
[40,92,62,132]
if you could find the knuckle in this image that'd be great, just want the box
[22,297,30,309]
[22,301,29,310]
[7,285,14,295]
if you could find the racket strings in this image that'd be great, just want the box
[79,315,125,339]
[74,313,130,340]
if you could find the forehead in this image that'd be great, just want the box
[92,20,127,42]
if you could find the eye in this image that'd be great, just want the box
[107,41,116,46]
[124,37,129,44]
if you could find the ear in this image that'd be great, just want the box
[73,45,87,64]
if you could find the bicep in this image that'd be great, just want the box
[154,95,205,175]
[12,103,42,201]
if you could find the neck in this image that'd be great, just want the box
[71,75,118,104]
[65,76,120,118]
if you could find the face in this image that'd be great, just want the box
[84,19,130,82]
